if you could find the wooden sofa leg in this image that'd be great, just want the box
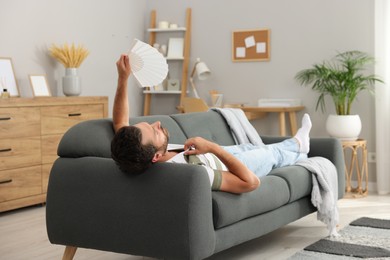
[62,246,77,260]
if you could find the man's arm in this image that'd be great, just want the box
[184,137,260,194]
[113,54,132,133]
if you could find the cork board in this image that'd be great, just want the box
[232,28,270,62]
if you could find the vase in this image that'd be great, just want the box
[62,68,81,96]
[326,114,362,141]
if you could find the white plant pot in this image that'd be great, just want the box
[62,68,81,96]
[326,114,362,141]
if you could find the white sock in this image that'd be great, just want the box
[294,113,312,154]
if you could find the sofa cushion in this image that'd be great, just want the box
[212,175,290,229]
[171,111,236,146]
[58,116,188,158]
[211,165,313,229]
[58,119,114,158]
[269,165,312,203]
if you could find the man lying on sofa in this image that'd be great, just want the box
[111,54,312,194]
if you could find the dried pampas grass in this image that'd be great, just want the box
[49,43,89,68]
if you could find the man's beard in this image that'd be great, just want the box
[158,126,169,154]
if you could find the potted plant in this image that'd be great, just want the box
[295,50,383,140]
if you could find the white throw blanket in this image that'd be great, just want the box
[297,157,340,237]
[210,108,263,145]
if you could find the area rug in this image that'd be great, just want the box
[288,217,390,259]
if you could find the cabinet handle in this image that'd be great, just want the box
[68,113,82,117]
[0,179,12,185]
[0,117,11,121]
[0,148,12,153]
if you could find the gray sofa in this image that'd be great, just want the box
[46,110,345,260]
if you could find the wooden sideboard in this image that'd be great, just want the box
[0,96,108,212]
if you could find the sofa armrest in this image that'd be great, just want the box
[261,136,345,199]
[46,157,215,260]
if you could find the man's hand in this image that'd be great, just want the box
[184,136,260,194]
[184,137,218,155]
[116,54,132,82]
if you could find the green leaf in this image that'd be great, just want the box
[295,50,383,115]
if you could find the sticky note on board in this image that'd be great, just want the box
[236,47,246,58]
[245,36,256,48]
[256,42,266,53]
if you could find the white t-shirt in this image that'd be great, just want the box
[166,151,228,190]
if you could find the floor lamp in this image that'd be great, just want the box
[189,58,211,98]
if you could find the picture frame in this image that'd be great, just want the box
[0,57,20,96]
[167,38,184,59]
[232,28,270,62]
[29,74,52,97]
[167,79,180,91]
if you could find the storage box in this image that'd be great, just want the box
[258,99,302,107]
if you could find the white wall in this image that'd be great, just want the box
[0,0,146,116]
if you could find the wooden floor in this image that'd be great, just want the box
[1,194,389,260]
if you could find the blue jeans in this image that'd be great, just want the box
[223,139,307,178]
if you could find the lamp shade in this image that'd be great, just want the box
[189,58,211,99]
[195,61,211,80]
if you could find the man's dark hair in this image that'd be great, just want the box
[111,126,156,174]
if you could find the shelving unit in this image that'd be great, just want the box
[143,90,181,94]
[143,8,192,115]
[147,28,187,33]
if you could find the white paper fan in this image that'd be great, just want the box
[128,39,168,87]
